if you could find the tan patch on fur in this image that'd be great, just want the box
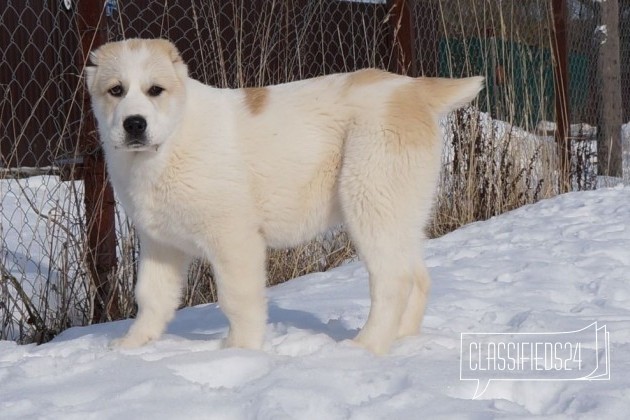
[383,80,438,151]
[243,87,269,116]
[91,39,182,65]
[345,68,399,90]
[381,76,483,153]
[146,39,184,63]
[350,68,398,85]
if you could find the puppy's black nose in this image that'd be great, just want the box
[123,115,147,137]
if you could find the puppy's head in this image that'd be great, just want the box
[85,39,188,153]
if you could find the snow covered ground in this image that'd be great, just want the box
[1,186,629,419]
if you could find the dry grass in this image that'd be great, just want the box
[428,108,558,237]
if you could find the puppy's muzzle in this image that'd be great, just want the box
[121,115,157,150]
[123,115,147,139]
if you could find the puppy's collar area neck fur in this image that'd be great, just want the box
[114,144,160,152]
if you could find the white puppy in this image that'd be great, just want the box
[86,38,483,354]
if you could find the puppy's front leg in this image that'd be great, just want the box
[210,230,268,350]
[113,234,190,349]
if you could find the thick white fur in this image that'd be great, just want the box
[86,39,484,354]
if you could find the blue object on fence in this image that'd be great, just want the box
[106,0,117,17]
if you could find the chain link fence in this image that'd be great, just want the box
[2,0,628,343]
[1,1,88,343]
[106,1,394,87]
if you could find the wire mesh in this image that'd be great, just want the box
[1,1,89,342]
[1,0,628,343]
[105,0,394,87]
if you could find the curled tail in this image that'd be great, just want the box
[416,76,485,115]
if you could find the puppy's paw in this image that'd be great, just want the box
[222,329,263,350]
[110,333,152,350]
[353,333,391,356]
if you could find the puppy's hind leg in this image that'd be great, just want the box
[350,238,414,355]
[339,128,433,354]
[397,259,431,338]
[112,235,190,349]
[339,170,414,354]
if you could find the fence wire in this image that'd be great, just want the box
[106,0,394,87]
[1,0,628,343]
[1,1,88,343]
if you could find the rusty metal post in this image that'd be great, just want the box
[388,0,416,76]
[76,0,120,322]
[598,0,623,177]
[552,0,572,193]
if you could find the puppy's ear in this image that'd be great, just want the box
[157,39,188,81]
[173,58,188,82]
[84,49,100,94]
[88,49,100,66]
[166,41,183,64]
[84,66,97,93]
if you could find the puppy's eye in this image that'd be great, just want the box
[108,85,124,97]
[148,85,164,97]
